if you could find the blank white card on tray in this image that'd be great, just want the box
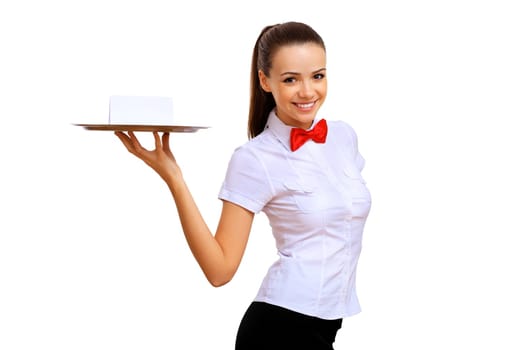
[108,96,174,125]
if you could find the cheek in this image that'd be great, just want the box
[277,87,296,101]
[317,81,328,94]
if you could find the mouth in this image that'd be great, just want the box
[294,101,316,110]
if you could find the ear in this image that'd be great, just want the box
[258,70,271,92]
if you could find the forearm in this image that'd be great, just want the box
[114,131,238,286]
[166,175,229,286]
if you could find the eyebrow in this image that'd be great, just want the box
[280,68,326,77]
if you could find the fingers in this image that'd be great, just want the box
[128,131,142,150]
[154,132,174,159]
[114,131,134,153]
[115,131,143,156]
[162,132,175,159]
[161,132,170,146]
[115,131,174,160]
[153,132,162,150]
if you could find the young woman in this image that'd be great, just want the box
[116,21,371,350]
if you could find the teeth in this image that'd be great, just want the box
[296,102,314,108]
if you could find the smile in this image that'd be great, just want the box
[294,102,316,109]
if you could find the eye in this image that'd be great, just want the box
[313,73,325,80]
[283,77,296,83]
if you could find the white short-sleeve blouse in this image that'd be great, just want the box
[219,110,372,320]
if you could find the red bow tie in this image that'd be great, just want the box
[290,119,328,152]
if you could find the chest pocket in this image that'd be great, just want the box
[283,180,320,213]
[343,164,371,202]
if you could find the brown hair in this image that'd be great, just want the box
[248,22,326,139]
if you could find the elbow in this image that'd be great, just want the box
[208,274,233,288]
[209,279,230,288]
[206,270,234,288]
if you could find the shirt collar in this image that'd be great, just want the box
[265,108,323,152]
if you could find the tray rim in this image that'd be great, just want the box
[73,123,210,132]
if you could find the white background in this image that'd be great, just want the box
[1,0,524,349]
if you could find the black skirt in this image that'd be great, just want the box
[235,301,343,350]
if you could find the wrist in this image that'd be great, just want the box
[164,170,185,192]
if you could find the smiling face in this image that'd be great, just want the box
[258,43,327,130]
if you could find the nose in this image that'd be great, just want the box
[298,80,314,98]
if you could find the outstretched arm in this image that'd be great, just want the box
[115,131,254,287]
